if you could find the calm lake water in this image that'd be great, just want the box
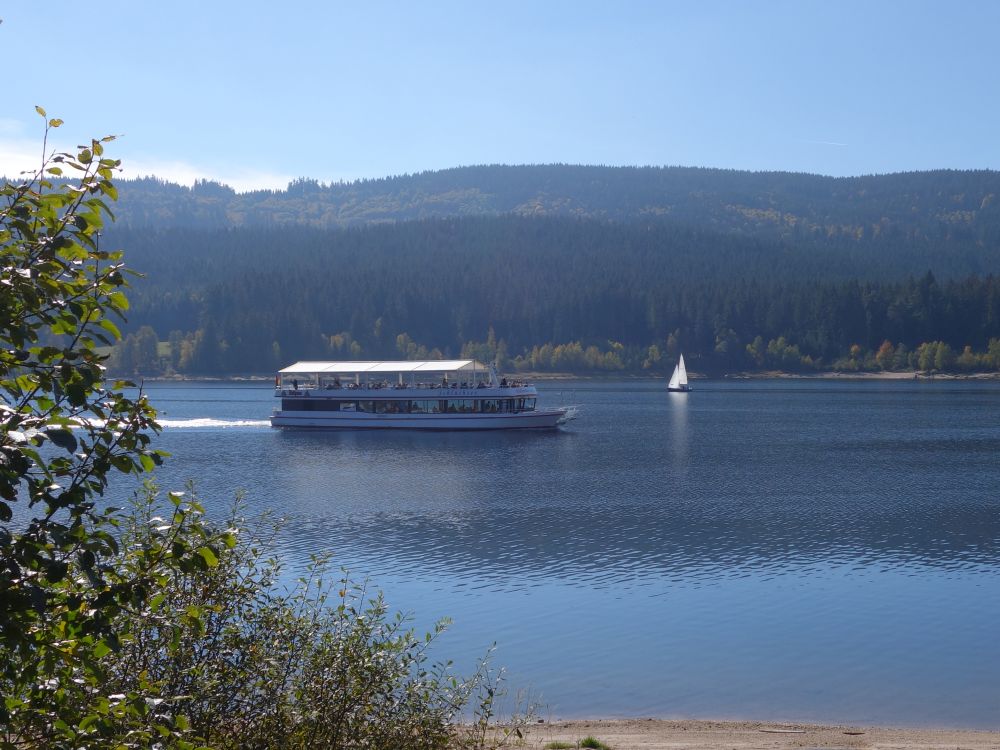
[116,379,1000,728]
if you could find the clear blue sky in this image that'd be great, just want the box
[3,1,998,190]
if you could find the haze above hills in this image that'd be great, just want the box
[114,164,1000,245]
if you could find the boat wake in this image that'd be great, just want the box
[558,405,581,424]
[157,418,271,429]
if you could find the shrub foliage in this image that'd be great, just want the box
[0,112,531,749]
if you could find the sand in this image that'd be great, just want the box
[518,719,1000,749]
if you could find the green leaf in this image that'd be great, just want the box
[45,560,68,583]
[108,291,130,311]
[44,427,78,452]
[196,546,219,568]
[98,318,122,340]
[112,454,134,472]
[79,714,100,731]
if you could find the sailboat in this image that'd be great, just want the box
[667,353,691,392]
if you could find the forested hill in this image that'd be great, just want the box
[76,163,1000,377]
[115,165,1000,245]
[102,212,1000,377]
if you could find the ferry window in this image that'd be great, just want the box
[525,399,536,411]
[479,399,500,413]
[358,400,375,413]
[409,401,424,413]
[383,401,406,414]
[340,401,357,412]
[375,401,387,414]
[447,399,475,413]
[283,399,336,411]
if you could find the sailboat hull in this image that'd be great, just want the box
[667,385,691,392]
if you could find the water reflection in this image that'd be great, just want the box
[278,492,1000,590]
[262,411,1000,589]
[132,380,1000,592]
[666,391,689,469]
[122,379,1000,726]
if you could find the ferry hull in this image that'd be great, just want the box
[270,408,568,430]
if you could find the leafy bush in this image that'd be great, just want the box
[98,485,533,750]
[1,108,177,748]
[1,112,533,748]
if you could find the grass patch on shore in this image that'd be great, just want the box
[543,739,612,750]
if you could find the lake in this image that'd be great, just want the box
[117,378,1000,728]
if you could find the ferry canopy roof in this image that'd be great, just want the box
[279,359,488,375]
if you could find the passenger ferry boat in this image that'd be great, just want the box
[270,359,574,430]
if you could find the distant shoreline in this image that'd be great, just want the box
[721,369,1000,381]
[515,369,1000,381]
[128,369,1000,383]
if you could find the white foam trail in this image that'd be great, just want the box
[558,405,581,424]
[158,418,271,429]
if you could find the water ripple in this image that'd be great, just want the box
[113,379,1000,727]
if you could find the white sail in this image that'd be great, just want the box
[667,365,680,389]
[668,353,688,390]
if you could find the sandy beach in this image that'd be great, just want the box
[520,719,1000,749]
